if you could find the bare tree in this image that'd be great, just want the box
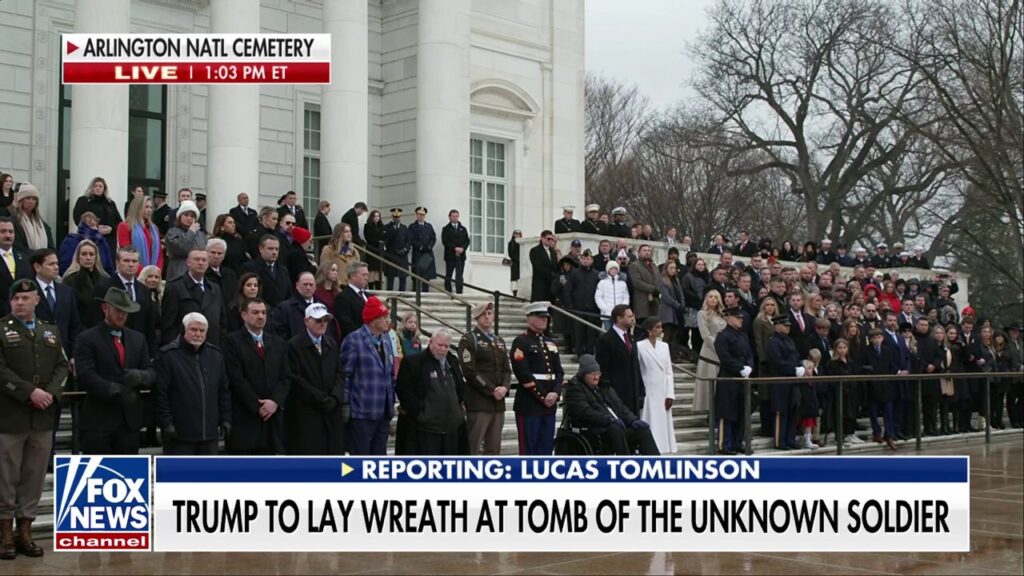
[689,0,953,245]
[897,0,1023,318]
[584,73,652,213]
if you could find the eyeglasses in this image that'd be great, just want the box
[311,318,330,324]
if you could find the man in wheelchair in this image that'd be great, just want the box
[559,355,660,455]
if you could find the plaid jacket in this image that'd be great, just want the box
[341,325,396,420]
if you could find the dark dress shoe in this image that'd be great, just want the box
[872,435,883,444]
[885,438,898,451]
[718,448,738,456]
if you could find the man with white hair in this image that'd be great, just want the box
[154,312,231,455]
[396,329,467,455]
[205,237,238,304]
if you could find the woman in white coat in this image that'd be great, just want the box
[693,289,726,412]
[595,260,630,330]
[638,317,677,454]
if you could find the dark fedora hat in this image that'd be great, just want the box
[94,287,140,313]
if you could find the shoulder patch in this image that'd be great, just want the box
[512,348,524,361]
[462,349,472,363]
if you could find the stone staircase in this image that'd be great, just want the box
[31,289,1022,537]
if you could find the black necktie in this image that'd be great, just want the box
[46,286,56,310]
[124,280,135,302]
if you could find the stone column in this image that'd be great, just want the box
[206,0,260,229]
[415,0,471,216]
[321,0,369,221]
[69,0,130,226]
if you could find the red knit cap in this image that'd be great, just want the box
[292,226,312,245]
[362,296,389,324]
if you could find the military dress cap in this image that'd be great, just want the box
[390,208,403,217]
[611,206,627,216]
[723,306,744,318]
[472,302,493,319]
[94,287,141,314]
[415,206,427,215]
[562,205,575,212]
[524,301,551,317]
[8,279,38,300]
[195,193,207,201]
[821,238,832,245]
[585,203,600,213]
[876,243,888,250]
[771,314,791,326]
[153,190,167,199]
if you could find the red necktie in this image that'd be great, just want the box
[113,335,126,368]
[256,340,265,359]
[624,333,633,353]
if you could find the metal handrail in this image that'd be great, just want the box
[705,370,1023,456]
[389,296,466,338]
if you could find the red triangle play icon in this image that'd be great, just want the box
[66,41,79,54]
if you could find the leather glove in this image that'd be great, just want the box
[610,417,626,429]
[162,424,177,441]
[631,419,650,430]
[120,388,138,405]
[219,421,232,439]
[740,366,753,378]
[321,396,339,413]
[123,369,154,391]
[341,403,352,424]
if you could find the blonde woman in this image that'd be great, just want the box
[320,223,361,288]
[139,264,165,304]
[693,289,726,412]
[61,239,109,327]
[117,195,163,272]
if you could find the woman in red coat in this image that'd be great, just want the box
[117,194,163,274]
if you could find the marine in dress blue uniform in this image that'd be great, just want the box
[510,302,564,455]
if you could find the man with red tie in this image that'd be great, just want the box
[594,304,646,416]
[224,298,291,455]
[74,288,154,454]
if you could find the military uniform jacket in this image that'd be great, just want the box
[714,325,753,421]
[383,220,411,263]
[608,222,631,238]
[510,329,564,416]
[767,332,802,413]
[0,316,68,433]
[458,327,512,412]
[554,218,581,235]
[580,219,607,235]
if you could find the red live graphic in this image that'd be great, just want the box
[62,62,330,84]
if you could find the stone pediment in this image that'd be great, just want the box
[470,80,538,119]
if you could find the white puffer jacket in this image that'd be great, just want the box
[595,275,630,318]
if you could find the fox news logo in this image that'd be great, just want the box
[53,456,151,551]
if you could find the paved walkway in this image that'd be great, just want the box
[5,436,1022,575]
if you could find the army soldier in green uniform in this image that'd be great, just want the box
[458,302,512,455]
[510,301,564,455]
[0,279,68,560]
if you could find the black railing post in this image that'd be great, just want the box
[707,378,717,455]
[389,297,398,327]
[984,377,991,444]
[493,291,501,336]
[415,280,422,329]
[836,382,844,456]
[465,304,472,333]
[921,379,929,450]
[743,379,752,456]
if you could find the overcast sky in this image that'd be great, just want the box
[585,0,717,110]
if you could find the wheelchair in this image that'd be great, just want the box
[553,422,607,455]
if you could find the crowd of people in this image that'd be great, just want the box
[0,177,1021,559]
[524,203,1024,455]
